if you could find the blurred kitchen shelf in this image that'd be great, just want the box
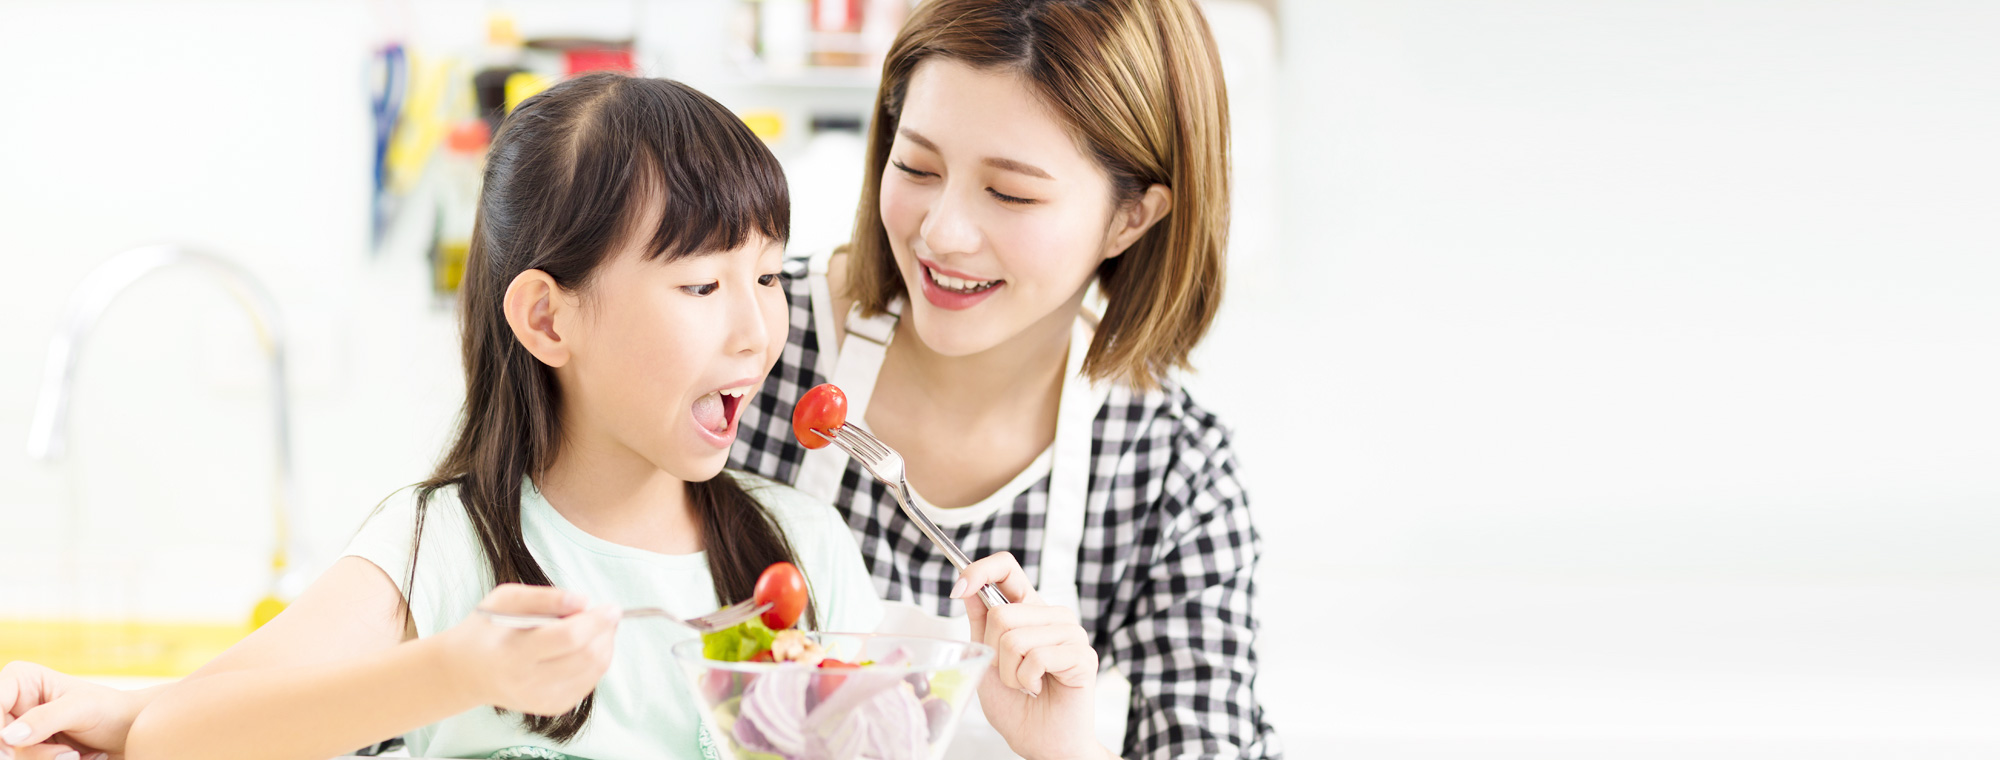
[721,66,881,91]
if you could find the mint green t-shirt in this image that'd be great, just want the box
[342,470,884,759]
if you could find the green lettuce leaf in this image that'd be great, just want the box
[701,617,777,662]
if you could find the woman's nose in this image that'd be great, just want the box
[919,184,984,256]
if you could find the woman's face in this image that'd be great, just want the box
[558,231,789,481]
[878,59,1130,357]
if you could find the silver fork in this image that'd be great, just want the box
[817,423,1011,610]
[479,599,772,633]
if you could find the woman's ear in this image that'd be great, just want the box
[503,269,576,367]
[1104,183,1174,260]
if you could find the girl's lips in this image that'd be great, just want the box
[691,386,753,449]
[917,262,1004,311]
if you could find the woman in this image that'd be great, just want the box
[1,1,1277,758]
[730,1,1279,758]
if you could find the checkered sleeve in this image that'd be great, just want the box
[1111,401,1281,760]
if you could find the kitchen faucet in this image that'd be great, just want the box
[26,244,303,624]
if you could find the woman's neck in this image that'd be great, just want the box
[534,427,703,555]
[889,290,1081,419]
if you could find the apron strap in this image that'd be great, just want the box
[795,256,901,503]
[1037,317,1107,614]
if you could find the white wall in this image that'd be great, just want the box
[1186,0,2000,755]
[1,0,1996,757]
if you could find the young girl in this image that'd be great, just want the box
[120,73,889,760]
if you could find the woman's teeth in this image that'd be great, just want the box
[927,265,1000,294]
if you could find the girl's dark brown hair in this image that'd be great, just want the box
[845,0,1232,390]
[402,72,810,742]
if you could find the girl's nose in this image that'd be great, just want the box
[725,282,771,357]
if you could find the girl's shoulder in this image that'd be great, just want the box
[724,469,884,632]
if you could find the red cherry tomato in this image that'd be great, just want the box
[753,561,808,630]
[792,384,847,450]
[814,658,856,701]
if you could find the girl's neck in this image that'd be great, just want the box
[534,428,703,555]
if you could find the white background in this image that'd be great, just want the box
[1,1,1995,757]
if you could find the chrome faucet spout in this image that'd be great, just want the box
[27,244,300,598]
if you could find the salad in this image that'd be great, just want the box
[695,562,965,760]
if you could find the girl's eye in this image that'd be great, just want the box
[891,160,935,178]
[758,273,780,287]
[987,188,1037,205]
[682,282,719,296]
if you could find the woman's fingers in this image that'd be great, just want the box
[1017,633,1098,692]
[991,624,1082,694]
[954,553,1040,606]
[955,552,1044,641]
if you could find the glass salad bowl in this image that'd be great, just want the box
[672,633,994,760]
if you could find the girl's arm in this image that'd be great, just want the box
[125,557,620,760]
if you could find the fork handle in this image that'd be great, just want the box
[883,478,1011,609]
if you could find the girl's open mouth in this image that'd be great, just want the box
[691,384,756,443]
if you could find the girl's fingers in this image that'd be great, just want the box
[521,603,620,661]
[19,741,92,760]
[5,696,101,748]
[0,661,51,726]
[480,584,586,617]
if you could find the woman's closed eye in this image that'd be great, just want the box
[986,187,1037,205]
[891,159,935,178]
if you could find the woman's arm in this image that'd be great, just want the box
[1112,438,1282,760]
[125,558,620,760]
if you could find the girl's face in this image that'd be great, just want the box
[552,231,788,482]
[879,59,1135,357]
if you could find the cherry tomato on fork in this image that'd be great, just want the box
[754,561,808,629]
[791,383,847,450]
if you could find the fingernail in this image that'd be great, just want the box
[91,753,110,760]
[1020,687,1038,698]
[53,751,78,760]
[950,578,967,599]
[0,721,28,745]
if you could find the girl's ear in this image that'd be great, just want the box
[1103,183,1173,261]
[504,269,576,367]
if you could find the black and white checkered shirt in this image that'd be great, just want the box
[730,258,1282,760]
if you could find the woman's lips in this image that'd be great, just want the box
[917,262,1004,311]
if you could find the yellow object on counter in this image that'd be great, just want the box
[0,619,250,677]
[504,71,552,114]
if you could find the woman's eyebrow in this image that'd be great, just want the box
[899,127,1053,180]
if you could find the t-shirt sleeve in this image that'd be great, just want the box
[342,487,423,599]
[340,485,484,636]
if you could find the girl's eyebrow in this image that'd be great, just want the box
[898,127,1053,180]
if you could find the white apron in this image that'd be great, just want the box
[792,250,1130,758]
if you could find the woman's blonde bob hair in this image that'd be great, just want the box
[844,0,1231,390]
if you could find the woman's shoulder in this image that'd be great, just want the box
[1102,376,1241,471]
